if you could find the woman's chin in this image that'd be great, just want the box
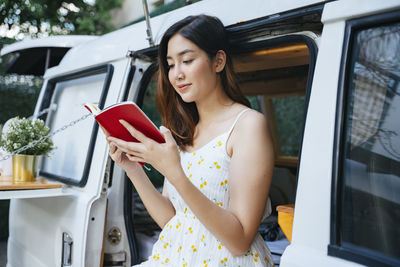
[179,94,196,103]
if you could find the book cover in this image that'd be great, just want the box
[85,101,165,165]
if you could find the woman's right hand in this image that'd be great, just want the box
[109,140,144,176]
[101,125,141,175]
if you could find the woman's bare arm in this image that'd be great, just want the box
[107,134,175,229]
[170,111,274,256]
[108,113,273,255]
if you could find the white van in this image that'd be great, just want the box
[1,0,399,266]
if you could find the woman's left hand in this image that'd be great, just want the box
[107,120,183,181]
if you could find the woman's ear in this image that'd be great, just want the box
[215,50,227,73]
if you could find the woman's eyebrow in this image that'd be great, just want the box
[167,49,195,59]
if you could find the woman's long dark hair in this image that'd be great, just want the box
[156,15,250,149]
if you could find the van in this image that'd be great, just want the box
[0,0,399,266]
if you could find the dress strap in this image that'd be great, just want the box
[227,108,251,136]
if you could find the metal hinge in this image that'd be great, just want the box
[61,232,73,266]
[103,251,126,267]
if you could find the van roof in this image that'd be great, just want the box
[47,0,325,77]
[0,35,97,56]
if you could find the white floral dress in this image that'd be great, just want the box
[136,109,273,266]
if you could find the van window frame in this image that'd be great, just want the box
[120,63,141,266]
[123,61,159,266]
[123,32,318,265]
[37,64,114,187]
[329,9,400,267]
[230,34,317,170]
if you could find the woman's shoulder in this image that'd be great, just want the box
[226,106,269,156]
[237,108,267,131]
[230,106,268,141]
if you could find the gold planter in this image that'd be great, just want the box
[12,154,39,182]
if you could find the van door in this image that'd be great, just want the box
[101,56,156,267]
[282,1,400,266]
[4,54,132,267]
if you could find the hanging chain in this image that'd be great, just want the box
[28,106,55,119]
[0,113,93,162]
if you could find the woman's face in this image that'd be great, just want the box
[166,34,219,103]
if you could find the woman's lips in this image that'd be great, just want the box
[177,83,191,93]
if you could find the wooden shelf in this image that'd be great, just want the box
[0,175,62,191]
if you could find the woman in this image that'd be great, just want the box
[107,15,274,266]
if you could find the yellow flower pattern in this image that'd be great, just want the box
[187,162,192,170]
[143,109,273,266]
[220,179,228,192]
[214,161,221,169]
[200,181,207,188]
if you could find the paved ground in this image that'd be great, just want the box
[0,239,6,267]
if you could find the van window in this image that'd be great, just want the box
[232,37,315,248]
[140,73,164,189]
[270,96,305,157]
[333,18,400,264]
[232,38,315,263]
[235,44,310,167]
[40,70,110,185]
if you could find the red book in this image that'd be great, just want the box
[85,101,165,165]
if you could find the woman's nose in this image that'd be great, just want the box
[174,65,184,81]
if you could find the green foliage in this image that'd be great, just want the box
[74,0,121,35]
[272,96,305,156]
[0,75,42,125]
[141,77,164,189]
[0,117,54,156]
[0,37,14,50]
[0,38,42,128]
[247,96,261,111]
[0,0,121,37]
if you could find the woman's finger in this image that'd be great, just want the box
[108,137,145,155]
[126,153,145,162]
[160,126,177,145]
[100,125,110,138]
[109,142,117,154]
[109,145,122,162]
[119,120,152,145]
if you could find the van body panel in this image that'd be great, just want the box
[280,19,346,266]
[281,0,400,266]
[6,58,131,267]
[322,0,400,23]
[56,0,325,75]
[102,59,153,266]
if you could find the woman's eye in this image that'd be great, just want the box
[168,64,175,69]
[183,59,193,64]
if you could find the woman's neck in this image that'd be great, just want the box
[195,87,234,127]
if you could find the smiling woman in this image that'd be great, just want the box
[106,15,274,266]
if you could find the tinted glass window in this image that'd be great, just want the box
[272,96,305,157]
[341,22,400,260]
[247,96,261,111]
[40,73,106,183]
[140,74,164,189]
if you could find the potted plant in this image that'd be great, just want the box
[0,117,54,182]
